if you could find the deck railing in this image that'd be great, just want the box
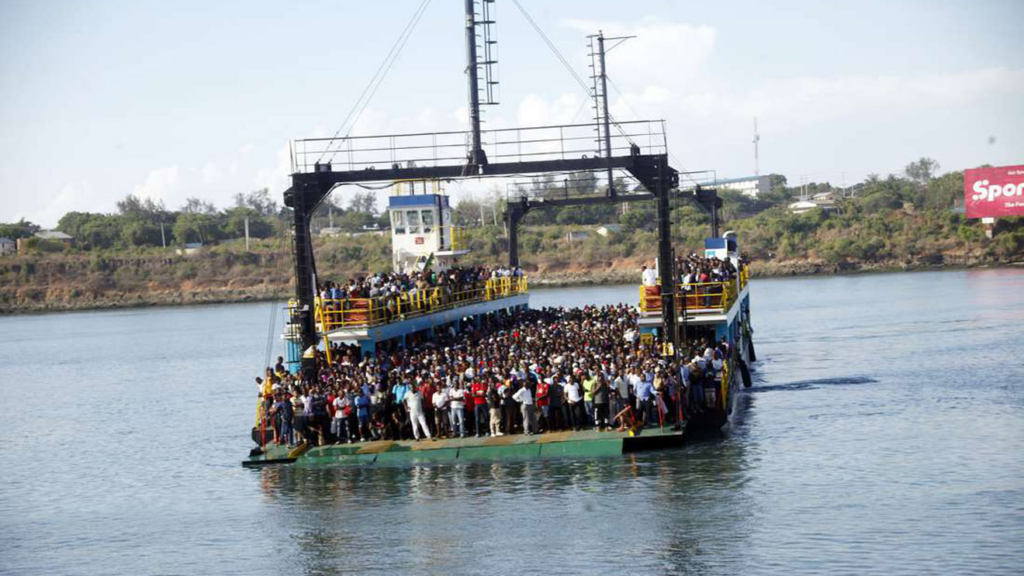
[314,276,528,331]
[638,268,749,315]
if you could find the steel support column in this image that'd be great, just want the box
[655,159,679,360]
[506,200,528,268]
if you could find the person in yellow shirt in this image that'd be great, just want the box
[582,372,597,427]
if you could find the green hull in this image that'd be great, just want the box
[243,425,685,467]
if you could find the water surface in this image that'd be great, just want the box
[2,270,1022,575]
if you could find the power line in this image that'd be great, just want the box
[318,0,433,164]
[606,75,699,187]
[510,0,593,101]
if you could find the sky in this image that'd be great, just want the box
[1,0,1022,227]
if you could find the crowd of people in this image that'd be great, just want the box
[255,303,734,447]
[317,265,525,325]
[641,254,749,288]
[640,254,750,310]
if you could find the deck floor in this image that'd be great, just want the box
[244,425,685,467]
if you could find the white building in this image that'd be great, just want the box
[715,175,772,198]
[595,224,622,237]
[34,230,73,242]
[0,237,15,256]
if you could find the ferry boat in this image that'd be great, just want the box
[242,2,756,466]
[637,231,756,430]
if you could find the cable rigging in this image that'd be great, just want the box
[317,0,434,165]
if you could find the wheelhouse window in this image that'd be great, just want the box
[421,209,434,233]
[392,211,406,234]
[406,210,420,234]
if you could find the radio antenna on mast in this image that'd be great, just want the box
[753,116,760,177]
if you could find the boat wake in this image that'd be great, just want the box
[749,376,877,393]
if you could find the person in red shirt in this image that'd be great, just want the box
[419,378,436,437]
[535,377,549,433]
[471,380,489,437]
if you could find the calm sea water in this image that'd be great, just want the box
[2,270,1023,575]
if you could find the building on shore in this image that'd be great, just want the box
[0,237,15,256]
[714,175,772,198]
[789,192,838,214]
[34,230,73,244]
[595,224,622,237]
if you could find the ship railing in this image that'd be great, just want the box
[315,276,528,331]
[290,120,667,175]
[448,226,467,251]
[638,270,749,315]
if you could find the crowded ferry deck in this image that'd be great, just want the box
[247,242,753,466]
[245,3,756,466]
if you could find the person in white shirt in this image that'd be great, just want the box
[612,371,629,425]
[641,265,658,287]
[432,386,450,437]
[449,383,467,438]
[512,384,537,435]
[404,385,431,441]
[564,379,583,430]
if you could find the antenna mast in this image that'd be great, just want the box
[589,31,634,198]
[464,0,499,170]
[753,116,760,176]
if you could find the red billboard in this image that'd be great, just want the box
[964,164,1024,218]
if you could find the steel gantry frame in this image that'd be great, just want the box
[281,1,720,363]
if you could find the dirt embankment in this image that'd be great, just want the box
[3,248,1018,315]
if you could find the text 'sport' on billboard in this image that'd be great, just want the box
[964,165,1024,219]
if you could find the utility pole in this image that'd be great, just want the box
[244,216,250,252]
[160,221,166,248]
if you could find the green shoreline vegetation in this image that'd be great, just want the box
[2,159,1022,314]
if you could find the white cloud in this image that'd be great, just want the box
[201,162,220,185]
[132,165,181,205]
[35,181,98,227]
[564,18,717,88]
[254,144,293,195]
[516,92,585,126]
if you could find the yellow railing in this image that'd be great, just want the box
[720,361,729,412]
[449,226,467,251]
[638,268,749,314]
[315,276,528,331]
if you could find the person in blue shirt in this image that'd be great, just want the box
[355,388,371,441]
[634,373,656,425]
